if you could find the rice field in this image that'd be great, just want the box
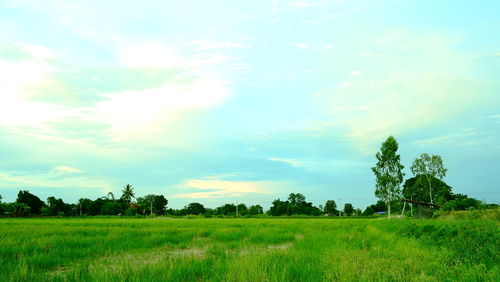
[0,217,498,281]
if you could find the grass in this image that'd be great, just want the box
[0,217,498,281]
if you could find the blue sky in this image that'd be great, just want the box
[0,0,499,209]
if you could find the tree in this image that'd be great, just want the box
[46,196,67,216]
[268,199,288,216]
[443,194,481,211]
[372,136,405,219]
[183,202,206,215]
[324,200,338,216]
[410,153,447,205]
[216,204,233,215]
[101,202,121,215]
[248,205,264,215]
[343,203,354,216]
[403,175,453,206]
[17,190,45,215]
[120,184,135,207]
[137,194,168,215]
[362,206,374,216]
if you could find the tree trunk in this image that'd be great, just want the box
[426,174,434,205]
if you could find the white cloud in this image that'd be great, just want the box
[349,70,363,76]
[89,76,229,136]
[118,43,188,69]
[15,43,57,60]
[0,54,68,127]
[54,166,83,173]
[0,170,114,193]
[316,31,494,153]
[173,177,281,198]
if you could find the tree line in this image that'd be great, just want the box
[0,136,494,218]
[0,188,361,217]
[371,136,492,218]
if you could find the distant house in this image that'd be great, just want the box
[374,211,386,214]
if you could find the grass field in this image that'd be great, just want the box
[0,217,498,281]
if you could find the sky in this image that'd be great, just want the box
[0,0,499,210]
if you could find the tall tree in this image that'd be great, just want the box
[120,184,135,206]
[17,190,45,215]
[324,200,338,216]
[343,203,354,216]
[372,136,405,219]
[410,153,447,205]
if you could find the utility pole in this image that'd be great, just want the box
[150,200,153,216]
[236,201,239,217]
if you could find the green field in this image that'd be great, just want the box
[0,217,498,281]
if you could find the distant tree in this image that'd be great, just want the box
[372,200,387,212]
[343,203,354,216]
[46,196,67,216]
[403,175,453,206]
[137,194,168,215]
[101,201,121,215]
[184,202,206,215]
[362,206,374,216]
[237,203,248,216]
[288,193,306,205]
[17,190,45,215]
[216,204,237,216]
[410,154,447,205]
[107,192,115,201]
[372,136,405,219]
[89,198,105,215]
[248,205,264,215]
[268,199,289,216]
[120,184,135,207]
[12,202,30,217]
[443,194,481,211]
[324,200,338,216]
[78,198,93,215]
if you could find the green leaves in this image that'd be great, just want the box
[372,136,405,202]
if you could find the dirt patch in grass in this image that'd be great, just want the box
[267,242,293,250]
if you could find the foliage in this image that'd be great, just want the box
[443,194,481,211]
[343,203,354,216]
[46,196,69,216]
[403,175,453,206]
[248,205,264,215]
[137,194,168,215]
[362,206,374,216]
[101,202,122,215]
[216,203,237,216]
[120,184,135,206]
[410,153,447,205]
[324,200,338,215]
[268,193,321,216]
[372,136,405,219]
[16,190,45,215]
[182,202,206,215]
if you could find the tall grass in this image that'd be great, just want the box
[0,217,498,281]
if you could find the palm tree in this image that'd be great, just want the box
[121,184,135,206]
[107,192,115,201]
